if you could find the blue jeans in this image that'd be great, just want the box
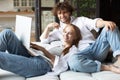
[0,29,51,78]
[68,27,120,73]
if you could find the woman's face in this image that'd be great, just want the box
[63,25,76,44]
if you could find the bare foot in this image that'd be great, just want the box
[109,65,120,74]
[114,60,120,67]
[113,56,120,67]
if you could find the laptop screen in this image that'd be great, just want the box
[15,15,32,48]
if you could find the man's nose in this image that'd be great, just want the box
[60,13,64,17]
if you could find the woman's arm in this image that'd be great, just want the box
[30,43,55,64]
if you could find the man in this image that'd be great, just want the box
[40,1,120,73]
[40,1,115,48]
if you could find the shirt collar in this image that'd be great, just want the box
[60,16,75,28]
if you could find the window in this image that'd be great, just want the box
[14,0,19,7]
[66,0,96,18]
[13,0,34,7]
[29,0,34,7]
[35,0,58,41]
[21,0,27,6]
[41,11,55,32]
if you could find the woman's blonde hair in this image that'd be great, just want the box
[62,24,82,55]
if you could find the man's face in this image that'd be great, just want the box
[57,10,71,24]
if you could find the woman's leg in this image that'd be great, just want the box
[0,29,52,77]
[0,29,31,57]
[0,52,51,78]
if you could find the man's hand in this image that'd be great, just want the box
[96,19,116,31]
[47,22,60,31]
[40,22,60,40]
[103,21,116,31]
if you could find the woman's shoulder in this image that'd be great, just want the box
[69,45,79,52]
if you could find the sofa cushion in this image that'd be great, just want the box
[60,71,95,80]
[27,74,59,80]
[92,71,120,80]
[60,71,120,80]
[0,69,25,80]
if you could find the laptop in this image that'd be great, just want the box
[15,15,32,48]
[15,15,51,61]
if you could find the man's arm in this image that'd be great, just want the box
[40,22,60,40]
[96,19,116,31]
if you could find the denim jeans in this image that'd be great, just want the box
[0,29,51,78]
[68,27,120,73]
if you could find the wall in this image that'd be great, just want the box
[0,0,35,41]
[0,0,16,12]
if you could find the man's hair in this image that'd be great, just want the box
[52,1,74,16]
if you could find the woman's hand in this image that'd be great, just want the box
[30,43,45,51]
[30,43,55,64]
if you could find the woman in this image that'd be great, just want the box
[0,24,81,77]
[68,27,120,74]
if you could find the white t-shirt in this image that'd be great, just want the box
[47,45,79,75]
[31,42,79,75]
[40,16,100,51]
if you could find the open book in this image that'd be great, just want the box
[15,15,51,61]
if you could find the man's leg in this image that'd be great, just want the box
[99,27,120,67]
[88,26,120,68]
[0,29,31,57]
[89,27,120,61]
[0,29,52,77]
[0,52,51,78]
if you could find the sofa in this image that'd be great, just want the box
[1,41,120,80]
[1,69,120,80]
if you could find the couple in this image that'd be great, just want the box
[0,1,120,78]
[40,1,120,74]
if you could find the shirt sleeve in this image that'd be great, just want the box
[95,60,101,72]
[81,16,101,32]
[52,55,68,75]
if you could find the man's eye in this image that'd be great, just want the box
[64,31,66,33]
